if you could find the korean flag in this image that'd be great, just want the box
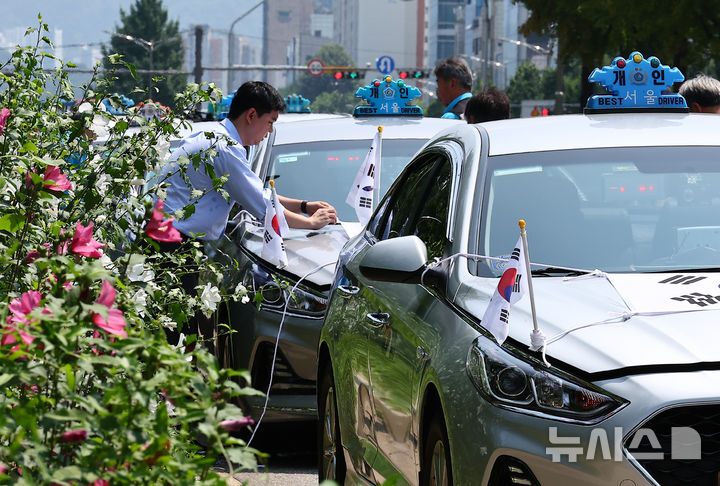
[261,184,289,268]
[481,236,529,345]
[346,128,382,226]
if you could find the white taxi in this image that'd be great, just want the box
[318,52,720,485]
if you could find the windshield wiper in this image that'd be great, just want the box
[646,267,720,273]
[531,266,590,277]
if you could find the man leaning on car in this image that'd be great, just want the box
[158,81,338,346]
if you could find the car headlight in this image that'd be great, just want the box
[259,281,327,314]
[247,265,327,315]
[466,338,626,424]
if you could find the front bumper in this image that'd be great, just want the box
[450,369,720,485]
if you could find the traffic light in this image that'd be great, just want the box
[412,70,429,79]
[398,71,409,79]
[333,71,360,80]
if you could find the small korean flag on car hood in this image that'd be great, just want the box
[346,129,382,226]
[261,184,289,268]
[481,236,529,344]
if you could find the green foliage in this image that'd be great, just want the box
[101,0,186,108]
[282,44,362,107]
[506,61,543,104]
[0,19,260,485]
[311,90,358,114]
[516,0,720,105]
[425,99,445,118]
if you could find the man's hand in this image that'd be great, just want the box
[305,200,333,216]
[306,205,337,229]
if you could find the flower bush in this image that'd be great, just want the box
[0,19,258,485]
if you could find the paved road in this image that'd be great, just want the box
[215,421,320,486]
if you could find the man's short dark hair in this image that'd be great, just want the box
[679,74,720,108]
[228,81,286,119]
[433,56,473,91]
[464,87,510,123]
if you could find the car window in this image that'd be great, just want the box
[374,154,452,260]
[265,139,426,222]
[479,146,720,273]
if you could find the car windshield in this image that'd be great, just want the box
[479,146,720,274]
[266,139,426,221]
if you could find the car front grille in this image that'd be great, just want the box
[628,404,720,486]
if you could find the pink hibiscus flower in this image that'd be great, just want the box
[219,417,255,432]
[2,290,41,351]
[0,108,9,136]
[146,199,182,243]
[42,166,72,192]
[92,280,127,338]
[60,428,87,443]
[70,222,105,258]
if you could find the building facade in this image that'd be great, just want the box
[333,0,418,81]
[263,0,314,88]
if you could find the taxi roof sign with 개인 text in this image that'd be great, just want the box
[353,76,423,117]
[284,94,311,113]
[585,51,688,113]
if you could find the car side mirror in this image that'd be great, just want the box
[359,235,428,284]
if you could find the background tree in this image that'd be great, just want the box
[516,0,720,107]
[102,0,185,107]
[506,61,543,105]
[282,43,361,113]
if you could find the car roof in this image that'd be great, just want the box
[476,113,720,156]
[271,116,463,145]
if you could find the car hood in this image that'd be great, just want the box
[237,221,351,288]
[455,272,720,373]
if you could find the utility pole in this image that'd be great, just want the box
[228,0,266,92]
[482,0,492,88]
[194,26,203,84]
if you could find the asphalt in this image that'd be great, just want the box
[214,421,319,485]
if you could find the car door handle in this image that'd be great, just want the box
[366,312,391,327]
[337,284,360,296]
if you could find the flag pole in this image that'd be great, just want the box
[375,126,383,210]
[520,220,549,365]
[519,220,538,332]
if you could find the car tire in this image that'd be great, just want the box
[421,413,453,486]
[317,364,346,483]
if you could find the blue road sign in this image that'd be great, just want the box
[376,56,395,75]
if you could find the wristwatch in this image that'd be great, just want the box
[301,200,308,214]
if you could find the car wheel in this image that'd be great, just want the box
[421,413,453,486]
[318,364,346,483]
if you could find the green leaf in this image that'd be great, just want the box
[0,214,25,233]
[64,364,75,392]
[0,374,12,387]
[52,466,82,480]
[21,141,38,153]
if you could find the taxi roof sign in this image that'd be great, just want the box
[284,93,311,113]
[585,51,688,113]
[353,76,423,117]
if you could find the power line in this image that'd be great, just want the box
[0,42,105,51]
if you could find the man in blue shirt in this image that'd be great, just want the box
[433,56,473,120]
[159,81,336,348]
[163,81,337,240]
